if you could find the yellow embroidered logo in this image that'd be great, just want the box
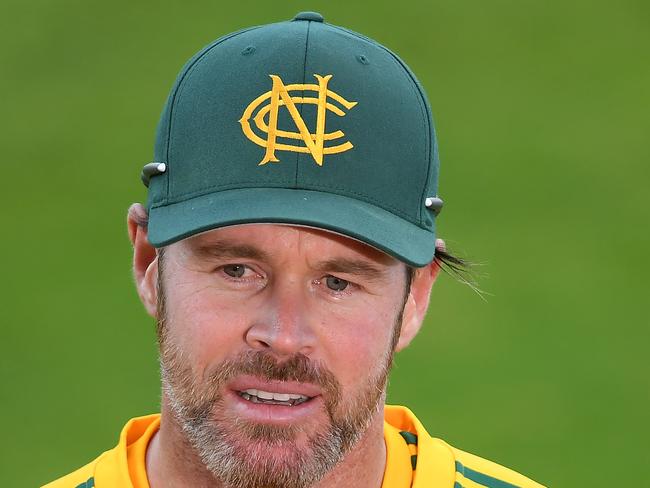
[239,74,357,166]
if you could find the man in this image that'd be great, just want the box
[45,12,545,488]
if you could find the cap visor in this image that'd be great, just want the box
[147,188,436,267]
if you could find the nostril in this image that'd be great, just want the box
[253,338,271,350]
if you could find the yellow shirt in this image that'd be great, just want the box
[43,405,546,488]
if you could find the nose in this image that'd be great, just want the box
[244,276,316,357]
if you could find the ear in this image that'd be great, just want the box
[395,239,444,351]
[127,203,159,318]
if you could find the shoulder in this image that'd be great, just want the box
[384,405,547,488]
[442,441,547,488]
[41,453,104,488]
[41,414,160,488]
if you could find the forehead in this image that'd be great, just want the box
[176,224,399,267]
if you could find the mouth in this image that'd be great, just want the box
[226,377,323,423]
[237,388,311,407]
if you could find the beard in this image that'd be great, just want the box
[155,259,406,488]
[160,345,393,488]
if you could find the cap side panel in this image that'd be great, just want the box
[164,22,308,203]
[155,26,263,207]
[329,25,438,226]
[297,24,430,227]
[385,51,438,227]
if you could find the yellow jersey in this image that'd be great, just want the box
[43,405,546,488]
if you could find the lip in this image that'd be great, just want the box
[225,376,325,424]
[229,375,323,398]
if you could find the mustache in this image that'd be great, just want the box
[208,351,341,400]
[162,348,342,419]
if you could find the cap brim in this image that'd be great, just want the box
[147,188,436,267]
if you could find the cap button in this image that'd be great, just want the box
[292,11,324,22]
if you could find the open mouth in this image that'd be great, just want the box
[237,388,312,406]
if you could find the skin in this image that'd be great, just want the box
[127,203,441,488]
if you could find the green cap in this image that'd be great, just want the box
[143,12,443,267]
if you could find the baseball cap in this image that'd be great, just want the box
[142,11,443,267]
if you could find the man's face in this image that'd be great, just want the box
[156,224,411,488]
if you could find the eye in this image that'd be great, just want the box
[325,275,349,292]
[223,264,246,278]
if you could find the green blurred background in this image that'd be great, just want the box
[1,0,648,486]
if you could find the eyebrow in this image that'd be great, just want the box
[314,258,388,282]
[192,240,271,262]
[191,239,390,281]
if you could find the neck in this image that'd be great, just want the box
[311,415,386,488]
[146,401,387,488]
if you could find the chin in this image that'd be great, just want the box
[198,425,343,488]
[186,415,348,488]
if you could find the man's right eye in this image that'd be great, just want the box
[222,264,246,278]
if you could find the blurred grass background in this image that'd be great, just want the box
[1,0,648,486]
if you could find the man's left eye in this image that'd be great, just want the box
[223,264,246,278]
[325,275,349,291]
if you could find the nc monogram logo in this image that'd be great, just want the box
[239,74,357,166]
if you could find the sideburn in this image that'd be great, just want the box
[155,247,167,343]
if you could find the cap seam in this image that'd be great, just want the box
[294,20,311,187]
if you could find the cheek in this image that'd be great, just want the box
[315,298,398,386]
[163,279,251,374]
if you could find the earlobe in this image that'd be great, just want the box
[395,293,420,351]
[141,258,159,318]
[127,203,159,318]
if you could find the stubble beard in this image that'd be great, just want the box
[156,266,404,488]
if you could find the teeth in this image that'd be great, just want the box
[256,390,274,400]
[240,388,310,405]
